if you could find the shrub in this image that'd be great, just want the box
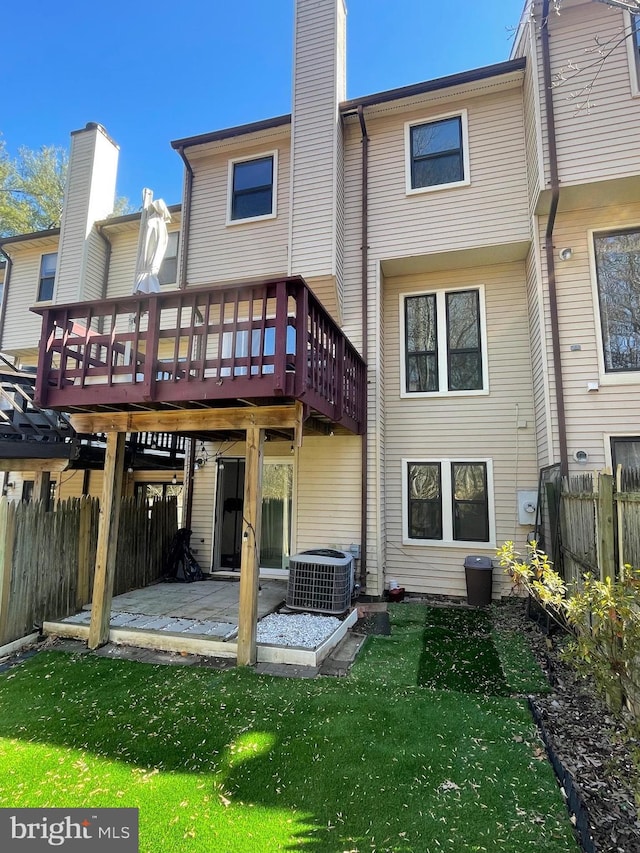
[497,541,640,719]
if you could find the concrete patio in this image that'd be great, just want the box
[43,577,358,666]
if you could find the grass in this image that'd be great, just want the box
[0,605,577,853]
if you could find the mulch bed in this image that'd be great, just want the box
[493,598,640,853]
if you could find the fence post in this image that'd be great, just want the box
[77,496,93,608]
[0,498,17,646]
[597,472,616,582]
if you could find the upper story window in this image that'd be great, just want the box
[228,152,277,224]
[593,229,640,374]
[626,12,640,95]
[401,286,487,396]
[37,252,57,302]
[405,111,470,194]
[403,458,493,546]
[158,231,179,286]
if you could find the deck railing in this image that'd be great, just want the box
[33,277,365,434]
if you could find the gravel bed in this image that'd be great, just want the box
[257,613,341,648]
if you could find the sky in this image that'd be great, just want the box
[2,0,526,209]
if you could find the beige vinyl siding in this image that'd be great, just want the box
[362,88,529,262]
[383,262,537,597]
[289,0,345,280]
[295,435,361,554]
[81,229,108,301]
[56,126,118,304]
[522,18,544,215]
[526,243,550,468]
[544,3,640,188]
[543,203,640,472]
[1,240,59,355]
[186,435,360,572]
[105,227,138,298]
[186,137,290,286]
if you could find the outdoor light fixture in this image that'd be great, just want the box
[127,466,134,474]
[171,472,177,485]
[558,247,573,261]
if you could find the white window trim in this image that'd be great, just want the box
[34,251,58,305]
[624,11,640,98]
[401,457,495,548]
[226,150,278,226]
[404,109,471,196]
[399,284,489,398]
[589,225,640,387]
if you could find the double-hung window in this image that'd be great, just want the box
[404,459,493,545]
[593,228,640,375]
[402,287,487,395]
[405,111,469,194]
[158,231,179,285]
[228,152,277,223]
[37,252,57,302]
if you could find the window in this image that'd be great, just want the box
[593,229,640,373]
[404,459,493,545]
[158,231,179,285]
[626,12,640,94]
[37,252,57,302]
[228,153,277,223]
[611,436,640,471]
[405,111,469,193]
[402,287,487,395]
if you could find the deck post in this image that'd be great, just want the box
[33,471,51,508]
[88,430,126,649]
[236,425,265,666]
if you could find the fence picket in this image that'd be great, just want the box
[0,495,177,647]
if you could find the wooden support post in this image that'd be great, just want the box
[0,497,16,646]
[33,470,51,509]
[237,426,264,667]
[88,431,126,649]
[597,472,616,583]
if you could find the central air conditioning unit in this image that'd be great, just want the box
[286,548,355,615]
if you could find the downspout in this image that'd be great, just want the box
[184,437,196,531]
[95,224,112,299]
[176,146,194,291]
[357,105,369,591]
[541,0,569,475]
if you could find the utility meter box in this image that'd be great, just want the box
[517,490,538,525]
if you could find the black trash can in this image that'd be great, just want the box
[464,555,493,607]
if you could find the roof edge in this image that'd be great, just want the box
[340,57,527,113]
[0,227,61,247]
[171,114,292,151]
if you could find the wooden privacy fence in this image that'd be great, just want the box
[560,470,640,585]
[0,494,177,647]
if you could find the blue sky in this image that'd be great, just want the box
[3,0,525,208]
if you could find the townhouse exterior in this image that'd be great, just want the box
[0,0,639,626]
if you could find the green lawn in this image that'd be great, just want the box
[0,604,578,853]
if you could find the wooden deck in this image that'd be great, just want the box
[32,276,366,435]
